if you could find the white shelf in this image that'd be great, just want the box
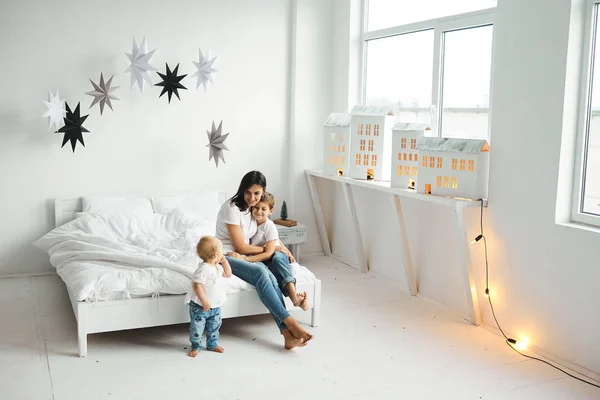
[305,169,487,208]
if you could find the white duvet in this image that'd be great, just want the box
[34,210,315,302]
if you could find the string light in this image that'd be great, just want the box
[475,199,600,389]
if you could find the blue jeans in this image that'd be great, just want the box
[226,256,289,332]
[189,301,221,350]
[263,251,296,297]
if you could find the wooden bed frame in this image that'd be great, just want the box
[55,195,322,357]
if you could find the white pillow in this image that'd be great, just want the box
[152,192,220,222]
[81,196,154,216]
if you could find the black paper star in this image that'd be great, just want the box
[155,63,187,103]
[56,102,90,152]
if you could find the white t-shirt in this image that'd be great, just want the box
[185,262,228,308]
[216,200,258,253]
[250,219,280,247]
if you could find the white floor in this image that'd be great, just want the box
[1,255,599,400]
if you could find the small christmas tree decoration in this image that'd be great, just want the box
[274,200,297,227]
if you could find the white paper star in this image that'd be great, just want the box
[206,120,229,167]
[42,89,66,131]
[192,48,218,91]
[86,73,120,115]
[125,37,157,93]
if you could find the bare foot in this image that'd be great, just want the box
[282,328,307,350]
[283,317,314,343]
[210,346,224,353]
[291,291,309,311]
[189,349,200,357]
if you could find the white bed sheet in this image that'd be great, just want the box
[59,259,316,302]
[34,209,316,302]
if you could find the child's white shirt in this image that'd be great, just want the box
[250,219,280,247]
[185,261,228,308]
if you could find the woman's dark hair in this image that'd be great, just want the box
[230,171,267,211]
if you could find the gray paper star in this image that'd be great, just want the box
[125,37,157,92]
[206,120,229,167]
[86,73,119,115]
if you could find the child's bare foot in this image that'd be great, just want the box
[189,349,200,357]
[210,346,224,353]
[291,291,309,311]
[282,328,307,350]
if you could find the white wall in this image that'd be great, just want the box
[0,0,296,275]
[286,0,334,256]
[323,0,600,375]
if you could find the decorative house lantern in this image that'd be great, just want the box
[348,105,395,181]
[322,113,351,176]
[416,137,490,199]
[391,122,428,190]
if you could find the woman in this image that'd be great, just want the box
[216,171,313,349]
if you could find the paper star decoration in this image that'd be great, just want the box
[86,73,119,115]
[42,89,66,131]
[125,37,157,92]
[56,102,90,152]
[155,63,187,103]
[206,120,229,167]
[192,48,218,91]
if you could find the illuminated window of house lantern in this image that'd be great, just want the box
[322,113,351,177]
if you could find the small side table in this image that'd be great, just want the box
[275,223,307,262]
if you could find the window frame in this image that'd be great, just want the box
[361,2,495,139]
[573,0,600,227]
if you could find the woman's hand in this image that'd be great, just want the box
[226,252,246,260]
[277,246,295,263]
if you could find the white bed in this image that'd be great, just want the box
[35,192,321,357]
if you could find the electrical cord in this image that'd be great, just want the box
[475,199,600,389]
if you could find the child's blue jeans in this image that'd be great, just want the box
[189,301,222,351]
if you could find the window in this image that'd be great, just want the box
[331,132,336,142]
[429,157,435,168]
[340,156,345,166]
[366,0,497,31]
[452,177,458,188]
[436,176,442,187]
[328,156,332,165]
[422,156,428,167]
[452,158,458,170]
[468,159,474,172]
[374,124,380,136]
[404,153,407,161]
[412,166,418,176]
[334,156,339,165]
[342,145,345,153]
[372,154,378,166]
[573,0,600,226]
[437,157,443,168]
[363,154,369,165]
[404,166,410,176]
[397,152,402,160]
[397,165,402,175]
[460,159,466,171]
[411,139,417,149]
[356,154,361,165]
[339,133,344,141]
[444,176,450,188]
[366,124,372,135]
[360,139,366,151]
[401,138,407,149]
[368,140,374,152]
[415,154,418,162]
[358,124,363,135]
[363,2,495,139]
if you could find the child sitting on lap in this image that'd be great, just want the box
[185,235,232,357]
